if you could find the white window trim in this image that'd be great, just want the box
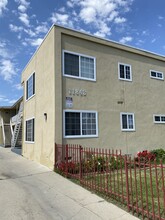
[25,117,35,143]
[63,109,98,138]
[62,50,96,81]
[150,70,164,80]
[153,114,165,124]
[26,72,35,101]
[118,62,132,82]
[120,112,135,131]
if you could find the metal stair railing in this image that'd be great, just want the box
[1,117,5,147]
[11,102,23,148]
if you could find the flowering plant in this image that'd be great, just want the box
[57,161,79,174]
[135,150,155,163]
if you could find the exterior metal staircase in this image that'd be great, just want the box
[0,117,5,146]
[11,102,23,148]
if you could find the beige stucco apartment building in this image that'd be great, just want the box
[21,24,165,169]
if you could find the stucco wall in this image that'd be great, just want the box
[59,31,165,155]
[21,28,55,169]
[21,25,165,169]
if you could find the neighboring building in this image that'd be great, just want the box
[21,24,165,169]
[0,97,23,148]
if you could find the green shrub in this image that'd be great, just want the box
[109,156,125,170]
[150,148,165,163]
[82,154,124,172]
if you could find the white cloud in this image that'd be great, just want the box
[0,95,9,103]
[59,7,66,13]
[0,40,11,59]
[22,41,27,46]
[30,38,43,47]
[23,37,43,47]
[158,16,164,20]
[80,7,96,24]
[0,0,8,16]
[0,95,20,106]
[79,0,117,22]
[136,39,145,47]
[119,36,133,44]
[114,17,126,24]
[94,22,111,37]
[0,59,16,81]
[0,40,6,47]
[9,24,23,32]
[18,4,26,12]
[64,0,133,38]
[151,38,156,43]
[50,13,69,26]
[19,12,30,26]
[141,30,150,36]
[13,83,22,90]
[67,1,74,8]
[35,23,49,34]
[8,99,18,104]
[107,10,119,22]
[23,28,36,37]
[15,0,30,11]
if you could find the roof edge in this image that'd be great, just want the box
[0,96,23,109]
[21,23,165,77]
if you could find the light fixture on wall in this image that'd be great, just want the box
[44,113,47,121]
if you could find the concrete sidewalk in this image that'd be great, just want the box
[0,147,139,220]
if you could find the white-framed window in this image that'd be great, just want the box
[118,63,132,81]
[153,115,165,124]
[150,70,164,80]
[120,112,135,131]
[26,72,35,100]
[63,110,98,138]
[25,118,35,142]
[63,50,96,81]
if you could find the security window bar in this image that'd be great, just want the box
[121,113,135,131]
[154,115,165,123]
[25,118,34,142]
[26,73,35,100]
[63,51,95,80]
[64,111,97,137]
[150,71,164,80]
[119,63,132,81]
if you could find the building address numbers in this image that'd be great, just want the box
[68,88,87,96]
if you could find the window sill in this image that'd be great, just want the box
[26,94,35,102]
[64,135,98,138]
[150,76,164,81]
[63,74,96,82]
[119,78,132,82]
[25,141,35,144]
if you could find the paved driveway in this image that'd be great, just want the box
[0,147,139,220]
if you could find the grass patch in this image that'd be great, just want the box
[79,167,165,220]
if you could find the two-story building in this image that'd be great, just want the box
[21,24,165,169]
[0,97,23,148]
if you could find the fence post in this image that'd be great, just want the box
[66,144,68,177]
[79,145,82,180]
[54,143,57,171]
[124,155,130,212]
[54,143,56,171]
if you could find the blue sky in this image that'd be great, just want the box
[0,0,165,106]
